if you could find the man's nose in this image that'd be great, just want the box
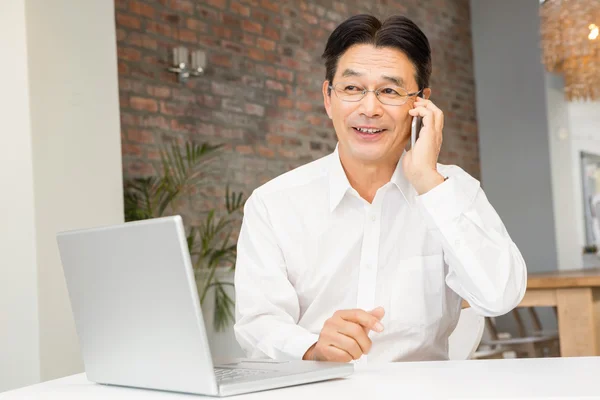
[358,90,384,118]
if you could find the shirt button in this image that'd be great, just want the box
[460,220,469,232]
[371,215,376,222]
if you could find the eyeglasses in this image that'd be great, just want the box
[328,82,422,106]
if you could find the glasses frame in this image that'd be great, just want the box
[328,82,422,106]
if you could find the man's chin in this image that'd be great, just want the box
[346,146,388,163]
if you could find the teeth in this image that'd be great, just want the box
[356,127,383,134]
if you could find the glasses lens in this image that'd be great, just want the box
[333,83,364,102]
[378,86,410,106]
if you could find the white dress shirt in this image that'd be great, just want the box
[234,146,527,363]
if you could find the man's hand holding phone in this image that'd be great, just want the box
[302,307,385,362]
[404,97,446,195]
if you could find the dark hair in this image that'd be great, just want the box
[321,14,432,93]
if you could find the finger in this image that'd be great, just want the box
[360,307,386,336]
[409,107,442,149]
[425,103,444,132]
[415,99,444,132]
[336,309,384,332]
[330,331,363,360]
[322,325,363,358]
[336,321,372,354]
[369,306,385,320]
[323,344,354,363]
[408,105,434,123]
[414,104,443,148]
[408,107,435,136]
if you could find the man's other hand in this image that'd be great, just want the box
[302,307,385,362]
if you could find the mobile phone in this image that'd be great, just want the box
[411,115,422,149]
[410,92,424,149]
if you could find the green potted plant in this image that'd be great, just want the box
[124,141,244,331]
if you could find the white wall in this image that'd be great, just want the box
[544,73,581,270]
[0,0,124,392]
[470,0,558,274]
[0,1,41,392]
[26,0,124,382]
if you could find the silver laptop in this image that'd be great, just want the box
[56,215,352,397]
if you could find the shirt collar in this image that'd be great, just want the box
[328,145,416,212]
[328,145,352,212]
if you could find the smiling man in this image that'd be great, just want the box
[234,14,527,363]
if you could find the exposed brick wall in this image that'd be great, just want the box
[115,0,479,225]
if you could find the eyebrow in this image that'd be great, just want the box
[340,69,405,87]
[381,75,405,87]
[341,68,363,79]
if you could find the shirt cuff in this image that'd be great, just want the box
[281,331,320,360]
[415,171,480,229]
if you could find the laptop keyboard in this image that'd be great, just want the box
[214,367,271,382]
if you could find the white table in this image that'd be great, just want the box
[2,357,600,399]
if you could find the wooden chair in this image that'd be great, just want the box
[477,307,560,358]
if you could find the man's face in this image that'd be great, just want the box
[323,44,426,165]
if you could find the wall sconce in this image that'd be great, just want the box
[168,46,206,83]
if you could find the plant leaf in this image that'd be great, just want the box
[213,282,235,332]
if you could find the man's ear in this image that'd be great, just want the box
[422,87,432,100]
[322,80,332,119]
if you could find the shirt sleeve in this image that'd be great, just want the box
[415,165,527,317]
[233,191,319,360]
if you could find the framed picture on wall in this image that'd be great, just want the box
[580,151,600,252]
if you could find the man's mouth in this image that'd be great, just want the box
[353,127,386,135]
